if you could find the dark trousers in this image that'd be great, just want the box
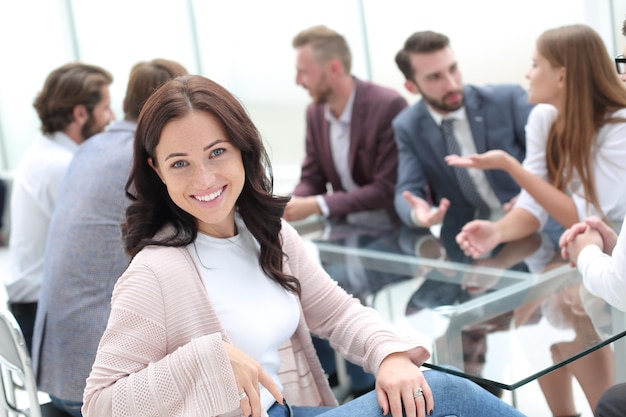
[8,301,38,355]
[312,336,375,394]
[595,383,626,417]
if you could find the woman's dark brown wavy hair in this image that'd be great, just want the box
[123,75,299,294]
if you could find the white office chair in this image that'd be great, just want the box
[0,308,70,417]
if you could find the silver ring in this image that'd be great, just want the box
[413,387,423,398]
[239,391,248,400]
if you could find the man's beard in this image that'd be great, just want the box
[81,113,106,140]
[311,74,332,105]
[313,86,332,105]
[421,90,464,113]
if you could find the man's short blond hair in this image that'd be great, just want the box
[292,25,352,72]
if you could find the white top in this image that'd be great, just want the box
[577,216,626,312]
[516,104,626,228]
[315,87,357,218]
[426,105,504,220]
[327,87,357,194]
[189,214,300,411]
[5,132,79,302]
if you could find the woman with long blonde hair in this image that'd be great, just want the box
[449,24,626,416]
[450,24,626,259]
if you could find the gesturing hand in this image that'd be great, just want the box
[403,191,450,228]
[445,150,515,172]
[224,342,283,417]
[455,220,501,259]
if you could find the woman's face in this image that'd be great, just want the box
[525,48,564,108]
[149,110,245,238]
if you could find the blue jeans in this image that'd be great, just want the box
[270,369,525,417]
[50,395,83,417]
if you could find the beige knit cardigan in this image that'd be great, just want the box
[82,220,431,417]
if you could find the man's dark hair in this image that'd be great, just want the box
[33,63,112,135]
[395,31,450,81]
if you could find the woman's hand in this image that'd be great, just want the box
[559,222,590,263]
[584,216,618,254]
[224,342,283,417]
[559,216,615,264]
[375,352,432,417]
[445,150,516,172]
[455,220,502,259]
[564,227,604,265]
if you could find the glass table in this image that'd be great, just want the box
[291,214,626,401]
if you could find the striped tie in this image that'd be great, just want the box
[441,119,489,214]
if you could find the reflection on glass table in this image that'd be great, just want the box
[290,214,626,400]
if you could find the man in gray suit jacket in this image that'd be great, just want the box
[393,31,534,229]
[31,59,188,416]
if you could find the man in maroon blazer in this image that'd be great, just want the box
[284,25,408,228]
[284,24,408,400]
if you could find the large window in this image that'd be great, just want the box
[0,0,617,192]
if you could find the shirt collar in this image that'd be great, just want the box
[49,131,80,152]
[426,105,466,126]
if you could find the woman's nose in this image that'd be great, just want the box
[194,164,216,187]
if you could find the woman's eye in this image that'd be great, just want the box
[173,161,186,168]
[212,148,225,157]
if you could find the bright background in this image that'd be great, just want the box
[0,0,625,192]
[1,2,625,414]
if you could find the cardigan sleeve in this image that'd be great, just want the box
[280,220,431,375]
[82,260,241,417]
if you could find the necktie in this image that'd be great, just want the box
[441,119,489,213]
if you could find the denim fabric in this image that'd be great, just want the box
[268,401,292,417]
[50,395,83,417]
[288,369,525,417]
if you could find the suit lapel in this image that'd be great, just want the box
[317,105,341,187]
[464,87,487,154]
[418,104,446,157]
[348,79,366,173]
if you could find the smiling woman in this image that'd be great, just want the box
[80,74,526,417]
[147,111,245,238]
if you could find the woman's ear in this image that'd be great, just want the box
[148,157,165,184]
[557,66,566,88]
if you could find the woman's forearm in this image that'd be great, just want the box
[506,155,579,227]
[494,208,541,243]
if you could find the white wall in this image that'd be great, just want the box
[0,0,619,179]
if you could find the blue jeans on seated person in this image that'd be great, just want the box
[50,395,83,417]
[268,369,524,417]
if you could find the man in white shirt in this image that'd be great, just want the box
[5,62,114,352]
